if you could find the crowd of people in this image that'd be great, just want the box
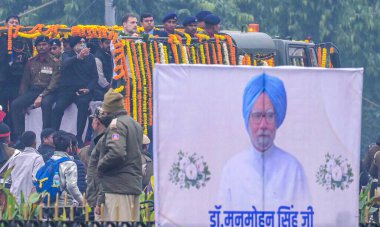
[0,10,221,147]
[0,89,153,221]
[3,10,219,221]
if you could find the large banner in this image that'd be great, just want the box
[153,65,363,226]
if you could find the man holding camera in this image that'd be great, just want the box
[51,36,98,147]
[11,36,60,141]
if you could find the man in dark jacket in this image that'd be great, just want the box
[93,38,113,101]
[0,16,33,136]
[51,36,98,147]
[86,106,112,220]
[37,128,56,161]
[97,89,143,221]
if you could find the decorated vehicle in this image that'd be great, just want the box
[225,29,341,68]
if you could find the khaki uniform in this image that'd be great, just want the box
[97,110,143,221]
[19,54,60,96]
[11,54,60,137]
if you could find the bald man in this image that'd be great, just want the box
[218,73,310,211]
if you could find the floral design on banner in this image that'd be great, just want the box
[316,153,354,191]
[169,151,211,190]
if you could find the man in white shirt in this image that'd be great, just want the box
[9,131,44,203]
[218,73,310,211]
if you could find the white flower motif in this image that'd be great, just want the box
[341,163,348,175]
[185,163,198,180]
[178,172,185,182]
[325,173,332,184]
[195,160,204,172]
[326,160,335,173]
[179,157,190,169]
[331,165,343,182]
[169,151,211,189]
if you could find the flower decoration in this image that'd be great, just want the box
[169,150,211,190]
[316,153,354,191]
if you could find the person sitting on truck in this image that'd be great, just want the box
[183,16,198,37]
[203,14,221,38]
[195,10,212,30]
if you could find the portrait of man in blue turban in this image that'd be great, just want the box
[218,73,311,210]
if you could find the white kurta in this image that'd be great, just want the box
[218,145,311,211]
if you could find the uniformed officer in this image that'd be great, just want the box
[203,14,221,38]
[156,13,179,37]
[97,89,143,221]
[49,39,62,61]
[11,36,60,140]
[183,16,198,37]
[195,10,212,29]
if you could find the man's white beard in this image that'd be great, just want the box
[253,129,274,152]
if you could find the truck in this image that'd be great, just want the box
[224,30,341,68]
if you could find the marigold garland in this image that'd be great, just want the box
[216,41,223,64]
[317,47,322,67]
[149,42,155,70]
[7,26,13,54]
[138,43,148,133]
[136,43,144,124]
[211,43,218,64]
[225,35,236,65]
[204,43,211,64]
[181,45,189,64]
[143,42,153,126]
[199,44,206,64]
[222,43,230,65]
[114,85,125,93]
[321,48,327,68]
[153,41,160,64]
[184,33,191,46]
[191,46,197,64]
[171,44,179,64]
[127,41,138,121]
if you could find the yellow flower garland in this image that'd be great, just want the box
[163,45,169,64]
[149,42,155,70]
[322,48,327,68]
[191,46,197,64]
[126,41,138,121]
[184,33,191,46]
[181,45,188,64]
[199,44,206,64]
[138,43,148,135]
[114,85,125,93]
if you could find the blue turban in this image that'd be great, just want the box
[242,73,287,130]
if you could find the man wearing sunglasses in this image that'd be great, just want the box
[218,73,310,211]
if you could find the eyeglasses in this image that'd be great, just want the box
[51,47,59,50]
[250,110,276,124]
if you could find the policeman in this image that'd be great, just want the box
[97,89,143,221]
[11,36,60,140]
[203,14,221,38]
[195,10,212,29]
[183,16,198,37]
[49,39,62,61]
[156,13,179,37]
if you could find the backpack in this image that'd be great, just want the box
[34,157,70,203]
